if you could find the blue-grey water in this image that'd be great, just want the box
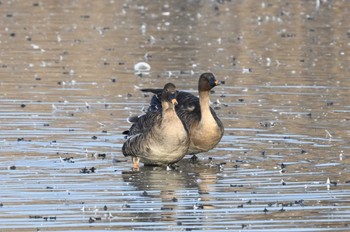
[0,0,350,231]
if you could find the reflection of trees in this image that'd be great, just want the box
[120,160,220,227]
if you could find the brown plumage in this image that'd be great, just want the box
[122,83,189,168]
[141,73,224,156]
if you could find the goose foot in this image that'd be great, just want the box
[167,164,178,170]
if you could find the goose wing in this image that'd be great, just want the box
[141,87,199,111]
[141,88,162,96]
[141,88,162,112]
[127,111,160,136]
[122,111,161,157]
[122,133,149,157]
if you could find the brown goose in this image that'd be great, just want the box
[122,83,189,169]
[141,73,224,156]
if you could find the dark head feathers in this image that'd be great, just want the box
[162,83,177,105]
[198,72,220,91]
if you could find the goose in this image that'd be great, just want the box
[122,83,189,169]
[141,72,224,156]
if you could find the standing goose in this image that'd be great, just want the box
[122,83,189,169]
[141,73,224,156]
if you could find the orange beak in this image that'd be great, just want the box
[171,98,178,105]
[214,80,220,86]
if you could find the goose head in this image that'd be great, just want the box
[198,72,220,92]
[162,83,178,108]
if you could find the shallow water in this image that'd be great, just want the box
[1,0,350,231]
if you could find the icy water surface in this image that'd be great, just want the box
[1,0,350,231]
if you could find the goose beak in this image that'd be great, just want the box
[171,98,178,105]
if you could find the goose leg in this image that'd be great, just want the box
[132,157,140,169]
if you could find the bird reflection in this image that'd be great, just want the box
[121,159,222,226]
